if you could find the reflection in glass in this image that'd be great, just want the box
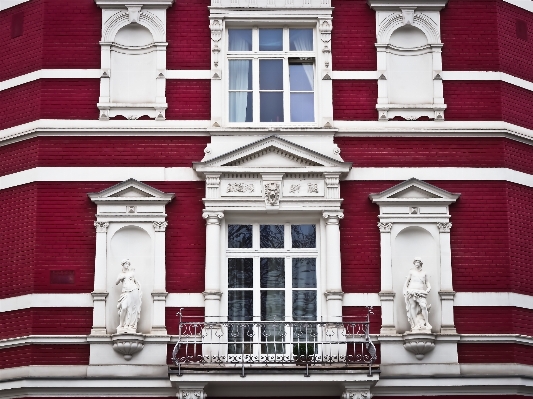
[259,60,283,90]
[289,64,314,91]
[260,92,284,122]
[228,291,253,321]
[289,29,313,51]
[228,322,254,354]
[290,93,314,122]
[292,258,316,288]
[289,63,314,122]
[228,224,253,248]
[229,60,253,122]
[260,225,284,248]
[229,29,252,51]
[228,258,253,288]
[291,224,316,248]
[292,291,317,321]
[261,290,285,320]
[260,258,285,288]
[259,29,283,51]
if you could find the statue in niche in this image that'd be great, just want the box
[116,259,142,334]
[403,257,432,332]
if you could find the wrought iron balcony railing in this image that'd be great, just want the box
[171,309,377,377]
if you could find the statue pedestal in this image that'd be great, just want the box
[112,333,145,360]
[402,331,435,360]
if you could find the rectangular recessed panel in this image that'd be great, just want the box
[50,270,75,284]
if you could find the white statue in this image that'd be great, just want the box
[115,259,142,334]
[403,257,432,332]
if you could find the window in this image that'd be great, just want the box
[227,28,315,124]
[225,222,319,354]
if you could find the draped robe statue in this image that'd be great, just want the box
[403,257,432,332]
[116,259,142,334]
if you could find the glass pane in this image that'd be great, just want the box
[260,224,284,248]
[292,291,317,321]
[229,29,252,51]
[289,29,313,51]
[228,322,254,354]
[260,92,284,122]
[228,258,253,288]
[259,59,283,90]
[228,224,253,248]
[261,290,285,320]
[228,291,253,321]
[290,93,314,122]
[229,60,252,90]
[292,258,316,288]
[291,225,316,248]
[259,29,283,51]
[260,258,285,288]
[289,64,314,91]
[229,92,253,122]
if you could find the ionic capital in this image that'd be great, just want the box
[202,211,224,225]
[322,211,344,224]
[153,221,168,232]
[437,222,452,233]
[377,222,393,232]
[94,221,109,233]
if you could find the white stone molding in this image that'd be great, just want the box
[0,0,30,11]
[368,0,447,121]
[174,384,207,399]
[95,0,174,120]
[202,211,224,322]
[504,0,533,13]
[323,211,345,322]
[111,333,145,360]
[370,178,460,337]
[88,179,173,363]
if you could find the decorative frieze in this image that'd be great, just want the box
[342,390,372,399]
[227,182,255,193]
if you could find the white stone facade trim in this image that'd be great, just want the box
[455,291,533,310]
[0,69,211,92]
[6,166,533,191]
[504,0,533,13]
[0,294,93,312]
[0,0,30,11]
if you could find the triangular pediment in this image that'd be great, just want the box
[369,178,460,204]
[194,135,351,172]
[88,179,174,202]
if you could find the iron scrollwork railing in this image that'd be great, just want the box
[171,309,377,377]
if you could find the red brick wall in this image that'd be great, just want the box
[444,81,502,121]
[1,0,44,81]
[505,138,533,176]
[166,0,210,70]
[343,306,381,335]
[458,343,533,365]
[502,82,533,131]
[0,138,39,177]
[335,137,506,168]
[498,1,533,83]
[0,184,36,299]
[331,0,376,71]
[0,345,89,369]
[40,79,100,120]
[441,0,500,71]
[508,183,533,296]
[455,307,533,335]
[42,0,100,70]
[333,81,377,120]
[166,80,211,120]
[0,308,92,340]
[0,81,41,130]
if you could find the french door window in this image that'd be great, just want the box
[226,223,318,354]
[228,28,315,123]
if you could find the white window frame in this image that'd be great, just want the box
[225,26,318,127]
[222,219,322,323]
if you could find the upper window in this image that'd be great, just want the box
[227,28,315,124]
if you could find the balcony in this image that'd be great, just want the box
[169,310,378,379]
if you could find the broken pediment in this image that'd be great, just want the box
[194,135,351,174]
[88,179,175,204]
[369,178,460,205]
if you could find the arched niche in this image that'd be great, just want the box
[391,225,441,333]
[110,24,156,105]
[107,225,154,334]
[387,25,433,105]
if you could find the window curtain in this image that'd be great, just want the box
[229,33,252,122]
[291,31,314,89]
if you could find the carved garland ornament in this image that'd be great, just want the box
[227,183,255,193]
[342,391,372,399]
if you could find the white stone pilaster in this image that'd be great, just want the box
[377,221,395,334]
[152,220,168,334]
[203,211,224,321]
[437,222,456,333]
[323,211,344,322]
[92,221,109,335]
